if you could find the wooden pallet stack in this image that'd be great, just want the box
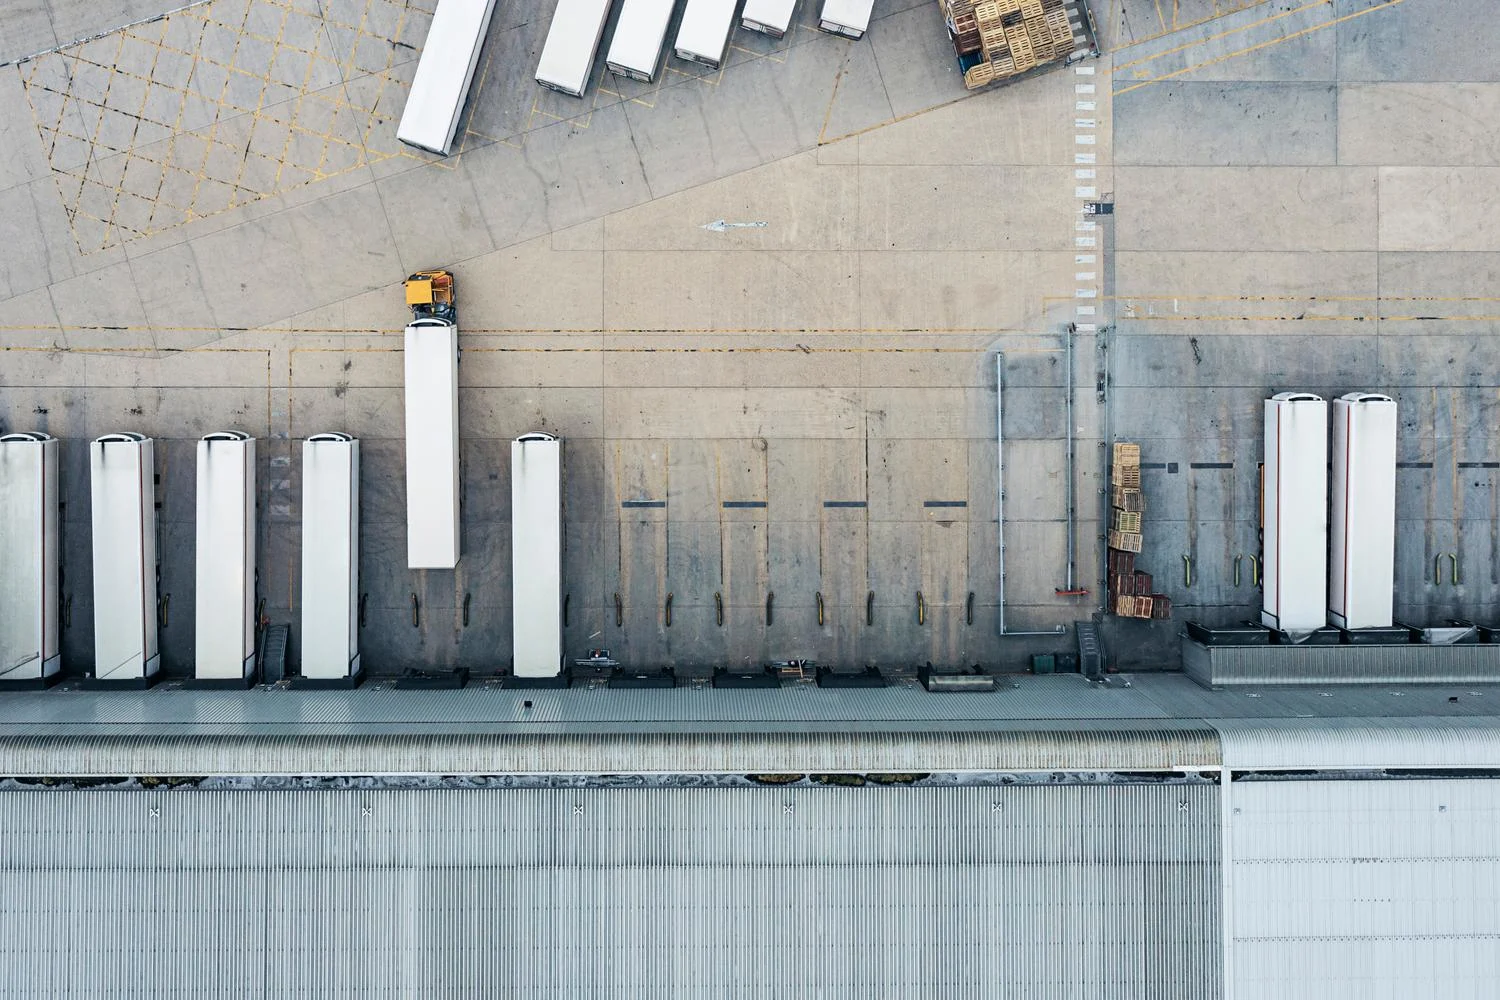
[1107,443,1171,620]
[939,0,1078,90]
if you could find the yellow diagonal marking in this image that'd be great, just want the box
[1117,0,1408,95]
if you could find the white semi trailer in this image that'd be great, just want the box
[396,0,499,154]
[301,433,362,682]
[1261,393,1328,633]
[90,433,160,684]
[607,0,677,82]
[742,0,799,37]
[675,0,737,68]
[1329,393,1398,630]
[818,0,873,38]
[404,316,461,569]
[0,433,60,685]
[512,433,563,678]
[195,432,257,683]
[536,0,614,96]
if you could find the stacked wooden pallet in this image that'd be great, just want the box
[1106,443,1170,620]
[939,0,1077,90]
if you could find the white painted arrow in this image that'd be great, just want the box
[701,219,768,232]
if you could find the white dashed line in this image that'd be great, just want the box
[1074,62,1104,329]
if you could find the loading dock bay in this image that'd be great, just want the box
[1,0,1498,675]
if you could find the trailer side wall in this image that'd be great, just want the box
[1262,395,1328,632]
[512,435,563,677]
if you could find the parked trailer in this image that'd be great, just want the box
[742,0,798,36]
[195,432,256,682]
[818,0,873,37]
[1261,393,1328,633]
[396,0,499,154]
[607,0,676,82]
[301,434,361,681]
[405,318,460,568]
[512,433,563,677]
[0,433,60,684]
[537,0,614,96]
[1329,393,1397,630]
[90,433,160,683]
[675,0,737,68]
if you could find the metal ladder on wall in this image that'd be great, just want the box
[1075,620,1103,678]
[260,624,290,684]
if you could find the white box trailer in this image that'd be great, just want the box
[675,0,737,68]
[742,0,798,37]
[396,0,499,154]
[607,0,676,82]
[537,0,614,96]
[404,318,460,569]
[0,433,60,684]
[195,432,256,682]
[512,433,563,677]
[1261,393,1328,633]
[301,434,361,681]
[90,433,160,682]
[1329,393,1398,630]
[818,0,873,37]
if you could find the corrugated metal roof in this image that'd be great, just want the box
[1227,778,1500,999]
[3,674,1500,774]
[0,727,1221,777]
[1135,673,1500,721]
[1183,639,1500,687]
[3,673,1495,737]
[1216,718,1500,769]
[0,676,1174,732]
[0,782,1222,998]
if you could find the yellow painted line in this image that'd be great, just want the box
[1116,0,1407,95]
[1118,314,1500,322]
[1113,0,1330,72]
[1043,294,1500,304]
[728,42,789,65]
[1115,0,1275,51]
[0,346,274,352]
[819,93,971,146]
[288,346,1001,353]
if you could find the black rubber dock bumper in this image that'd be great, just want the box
[393,668,469,690]
[817,666,888,688]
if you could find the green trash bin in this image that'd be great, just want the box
[1031,653,1055,674]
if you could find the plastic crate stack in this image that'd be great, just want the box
[1107,443,1170,620]
[939,0,1077,90]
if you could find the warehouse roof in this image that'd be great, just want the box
[3,673,1498,775]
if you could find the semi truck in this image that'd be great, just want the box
[403,270,461,570]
